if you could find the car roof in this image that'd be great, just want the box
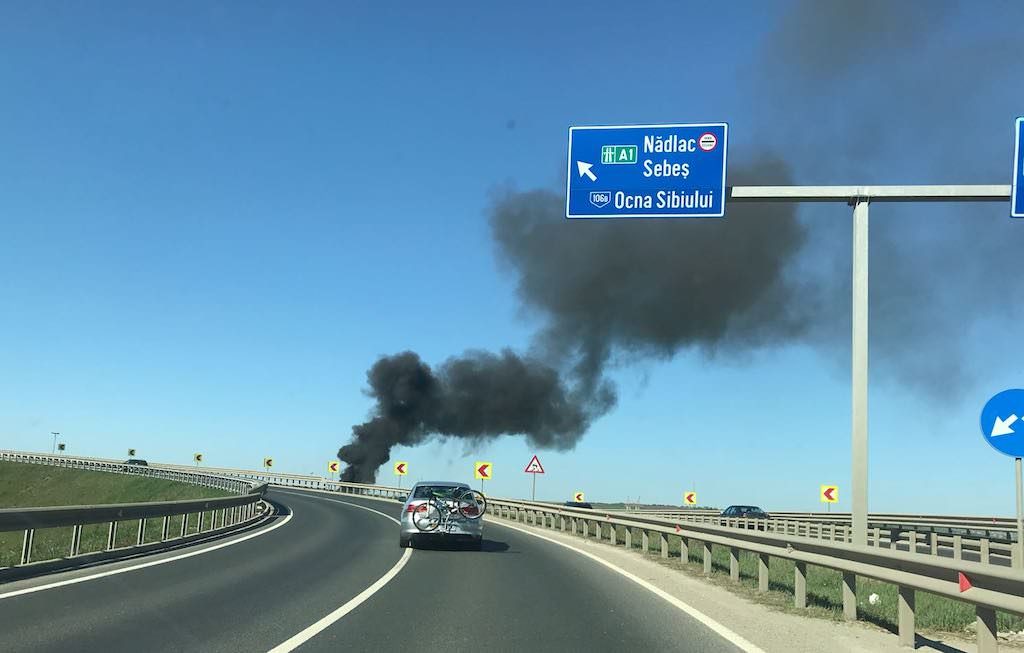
[411,481,469,488]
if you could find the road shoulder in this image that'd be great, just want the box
[487,517,980,653]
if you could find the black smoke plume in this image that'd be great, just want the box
[339,2,1024,479]
[339,350,612,483]
[341,156,812,482]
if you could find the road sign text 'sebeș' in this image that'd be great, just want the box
[566,123,728,218]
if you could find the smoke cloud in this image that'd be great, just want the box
[490,154,814,393]
[339,1,1024,479]
[339,350,612,483]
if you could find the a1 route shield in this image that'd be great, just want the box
[980,388,1024,457]
[566,123,728,219]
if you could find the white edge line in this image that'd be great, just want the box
[266,494,412,653]
[0,508,292,600]
[273,490,400,524]
[489,519,766,653]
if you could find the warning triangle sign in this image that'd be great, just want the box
[523,455,545,474]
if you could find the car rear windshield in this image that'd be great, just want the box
[412,485,461,499]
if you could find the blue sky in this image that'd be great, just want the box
[2,2,1023,514]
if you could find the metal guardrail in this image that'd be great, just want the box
[625,508,1020,539]
[1,450,254,495]
[487,498,1024,653]
[0,451,269,568]
[186,461,1024,569]
[206,470,1024,652]
[137,466,1024,651]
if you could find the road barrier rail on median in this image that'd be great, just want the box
[171,460,1021,565]
[218,471,1024,652]
[0,451,270,570]
[112,463,1024,650]
[1,450,255,495]
[625,508,1021,542]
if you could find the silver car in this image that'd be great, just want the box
[399,481,483,550]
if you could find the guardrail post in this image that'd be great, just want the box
[702,541,712,575]
[953,535,963,560]
[681,537,689,563]
[161,516,170,541]
[841,573,857,621]
[758,553,769,592]
[624,527,632,549]
[907,531,917,554]
[20,528,35,565]
[198,511,206,533]
[872,526,880,547]
[794,562,807,608]
[609,523,617,545]
[559,515,566,531]
[897,585,915,648]
[976,606,997,653]
[70,524,83,556]
[137,518,146,545]
[641,529,649,553]
[930,532,938,556]
[660,533,668,558]
[181,513,189,538]
[106,521,118,550]
[980,538,990,565]
[729,547,740,582]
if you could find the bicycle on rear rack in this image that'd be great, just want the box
[412,486,487,534]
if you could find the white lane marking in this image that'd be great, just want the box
[0,509,292,600]
[490,520,766,653]
[266,494,412,653]
[274,490,400,524]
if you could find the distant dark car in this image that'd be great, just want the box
[720,505,769,518]
[564,501,593,509]
[720,505,770,529]
[122,459,148,470]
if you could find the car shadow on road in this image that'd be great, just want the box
[413,539,513,553]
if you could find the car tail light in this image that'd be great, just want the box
[462,506,478,516]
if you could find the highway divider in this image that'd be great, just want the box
[204,467,1023,653]
[12,452,1020,650]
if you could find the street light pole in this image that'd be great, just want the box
[51,432,60,454]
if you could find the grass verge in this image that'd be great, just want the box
[555,519,1024,638]
[0,461,231,567]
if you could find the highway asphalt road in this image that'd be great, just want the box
[0,489,748,652]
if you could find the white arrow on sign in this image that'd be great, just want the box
[576,161,597,182]
[991,414,1019,437]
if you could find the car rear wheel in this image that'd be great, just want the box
[399,534,412,548]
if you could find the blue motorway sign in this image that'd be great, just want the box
[980,389,1024,457]
[1013,117,1023,218]
[566,123,728,219]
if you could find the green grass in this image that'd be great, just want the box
[0,461,231,567]
[549,518,1024,637]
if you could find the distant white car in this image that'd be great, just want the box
[399,481,485,550]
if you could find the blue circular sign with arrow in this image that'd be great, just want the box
[980,389,1024,457]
